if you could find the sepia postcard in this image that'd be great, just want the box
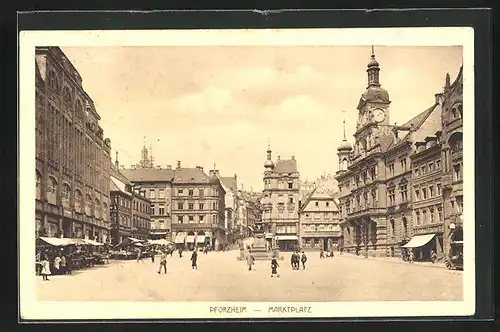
[19,27,475,320]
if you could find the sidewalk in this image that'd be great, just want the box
[340,252,451,270]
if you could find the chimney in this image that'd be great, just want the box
[234,174,237,180]
[115,151,119,169]
[177,161,181,169]
[166,165,172,170]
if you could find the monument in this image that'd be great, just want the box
[238,222,280,260]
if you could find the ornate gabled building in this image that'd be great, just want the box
[261,145,300,251]
[335,47,463,260]
[438,67,463,257]
[299,186,341,251]
[35,46,112,243]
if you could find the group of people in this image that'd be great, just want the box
[37,251,70,281]
[155,248,199,275]
[290,251,307,270]
[319,249,335,259]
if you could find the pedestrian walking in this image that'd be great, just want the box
[190,250,198,269]
[246,252,255,271]
[157,251,167,274]
[320,249,325,259]
[60,254,67,274]
[40,255,51,281]
[290,252,296,270]
[408,250,414,263]
[430,250,437,263]
[301,251,308,270]
[53,255,61,275]
[178,248,183,258]
[271,255,280,277]
[137,249,143,263]
[151,250,155,263]
[170,248,173,257]
[330,250,334,258]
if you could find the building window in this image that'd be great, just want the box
[414,189,420,201]
[149,189,155,199]
[453,163,462,181]
[159,189,165,198]
[422,188,428,199]
[36,171,42,200]
[390,219,395,236]
[177,189,183,196]
[63,86,72,103]
[47,177,57,205]
[388,189,396,206]
[199,215,204,222]
[456,196,463,213]
[400,158,407,172]
[199,203,204,210]
[400,185,408,202]
[178,215,183,224]
[188,203,194,210]
[326,201,330,207]
[61,183,71,207]
[159,204,165,215]
[288,182,293,189]
[422,210,427,224]
[289,197,294,204]
[189,189,194,196]
[188,215,194,223]
[85,194,92,215]
[414,167,420,177]
[315,201,319,207]
[177,202,183,210]
[429,162,435,172]
[438,207,443,221]
[437,183,442,195]
[212,202,216,210]
[389,164,395,177]
[48,70,59,90]
[421,165,426,175]
[74,190,82,212]
[436,159,441,170]
[416,211,421,225]
[429,185,435,197]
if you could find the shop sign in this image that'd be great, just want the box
[414,225,442,235]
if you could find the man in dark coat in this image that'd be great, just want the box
[191,250,198,269]
[271,255,279,277]
[301,251,308,270]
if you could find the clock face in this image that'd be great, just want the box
[372,108,385,122]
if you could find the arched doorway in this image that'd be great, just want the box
[187,231,195,250]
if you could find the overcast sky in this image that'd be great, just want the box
[61,45,462,191]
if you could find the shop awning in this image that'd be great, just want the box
[174,234,185,244]
[149,239,173,246]
[83,239,104,246]
[401,234,435,248]
[276,235,299,241]
[38,237,85,246]
[196,235,206,244]
[186,235,195,243]
[128,237,142,243]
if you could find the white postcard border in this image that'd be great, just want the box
[19,27,475,320]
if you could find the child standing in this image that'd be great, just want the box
[40,255,51,281]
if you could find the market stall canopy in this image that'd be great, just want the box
[401,234,436,248]
[133,242,144,247]
[149,239,173,246]
[195,235,206,244]
[186,235,195,243]
[38,237,86,246]
[83,239,104,246]
[128,237,142,243]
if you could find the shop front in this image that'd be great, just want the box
[276,235,299,252]
[186,231,196,250]
[173,231,186,249]
[401,231,443,262]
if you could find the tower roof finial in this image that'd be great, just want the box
[343,119,346,140]
[371,45,375,57]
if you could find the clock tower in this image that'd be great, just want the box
[353,46,391,156]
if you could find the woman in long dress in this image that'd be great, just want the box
[41,255,51,281]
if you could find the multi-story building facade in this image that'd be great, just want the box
[121,147,174,241]
[131,187,152,241]
[336,48,462,260]
[218,174,238,243]
[261,145,300,251]
[123,159,227,249]
[35,46,111,243]
[110,163,133,244]
[409,134,444,260]
[299,186,341,251]
[235,190,262,239]
[438,68,464,257]
[172,164,226,250]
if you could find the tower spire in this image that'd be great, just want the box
[371,45,374,57]
[367,45,380,87]
[343,119,346,140]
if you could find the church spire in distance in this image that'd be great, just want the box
[367,45,381,87]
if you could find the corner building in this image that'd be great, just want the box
[261,146,300,251]
[35,46,112,243]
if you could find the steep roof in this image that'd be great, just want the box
[274,159,298,174]
[173,168,220,185]
[111,164,132,186]
[300,186,339,212]
[220,176,238,192]
[121,168,175,182]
